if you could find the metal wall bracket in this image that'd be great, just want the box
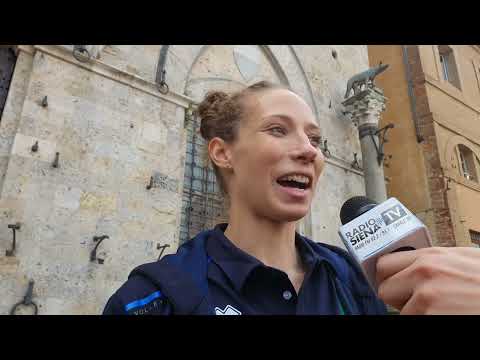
[5,223,21,257]
[157,70,169,94]
[52,152,60,168]
[351,153,362,170]
[320,139,331,158]
[90,235,109,264]
[361,123,394,166]
[157,244,170,261]
[155,45,170,94]
[10,280,38,315]
[146,176,154,190]
[31,141,39,153]
[373,123,394,166]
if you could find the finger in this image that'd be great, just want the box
[400,287,429,315]
[377,264,416,310]
[396,250,480,314]
[400,281,480,315]
[376,249,419,285]
[376,247,452,284]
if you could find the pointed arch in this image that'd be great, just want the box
[162,45,319,120]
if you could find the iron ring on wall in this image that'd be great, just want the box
[9,280,38,315]
[73,46,91,63]
[157,82,169,95]
[10,300,38,315]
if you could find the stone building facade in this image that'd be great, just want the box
[0,45,370,314]
[368,45,480,247]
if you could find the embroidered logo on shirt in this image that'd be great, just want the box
[214,305,242,315]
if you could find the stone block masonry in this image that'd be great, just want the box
[0,45,372,314]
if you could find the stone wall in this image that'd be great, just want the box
[0,45,369,314]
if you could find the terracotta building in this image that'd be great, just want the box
[368,45,480,247]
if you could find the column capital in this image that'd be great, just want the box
[342,87,387,128]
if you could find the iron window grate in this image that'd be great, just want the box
[179,110,228,244]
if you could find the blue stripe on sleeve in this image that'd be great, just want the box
[125,291,163,312]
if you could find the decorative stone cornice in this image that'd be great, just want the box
[31,45,195,109]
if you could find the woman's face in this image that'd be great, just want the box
[226,88,325,222]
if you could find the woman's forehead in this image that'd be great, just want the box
[251,89,317,125]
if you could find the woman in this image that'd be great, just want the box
[103,81,388,315]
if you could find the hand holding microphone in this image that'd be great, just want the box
[339,196,480,314]
[338,196,433,291]
[376,246,480,314]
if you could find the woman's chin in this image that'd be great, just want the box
[268,205,309,222]
[283,212,308,222]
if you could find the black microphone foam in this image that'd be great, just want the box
[340,196,378,225]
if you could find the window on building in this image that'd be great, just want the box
[438,45,461,90]
[470,230,480,247]
[0,46,17,121]
[457,144,479,183]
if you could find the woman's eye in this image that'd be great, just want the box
[309,136,321,147]
[269,127,286,136]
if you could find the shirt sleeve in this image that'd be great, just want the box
[102,294,126,315]
[102,277,174,315]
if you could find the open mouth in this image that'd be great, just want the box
[276,174,311,190]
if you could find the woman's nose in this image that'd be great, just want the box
[292,135,319,163]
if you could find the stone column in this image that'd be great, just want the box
[342,87,388,204]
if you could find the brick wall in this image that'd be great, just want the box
[407,46,456,246]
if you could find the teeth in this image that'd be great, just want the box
[279,174,310,184]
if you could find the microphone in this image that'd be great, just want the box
[338,196,433,291]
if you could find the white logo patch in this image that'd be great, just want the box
[214,305,242,315]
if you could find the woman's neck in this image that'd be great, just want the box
[224,207,303,275]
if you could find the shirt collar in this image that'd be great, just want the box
[206,224,261,293]
[205,223,335,293]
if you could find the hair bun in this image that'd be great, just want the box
[197,91,231,141]
[202,91,230,105]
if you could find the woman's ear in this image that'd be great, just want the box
[208,137,232,170]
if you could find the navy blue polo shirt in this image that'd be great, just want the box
[205,224,351,315]
[103,223,387,315]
